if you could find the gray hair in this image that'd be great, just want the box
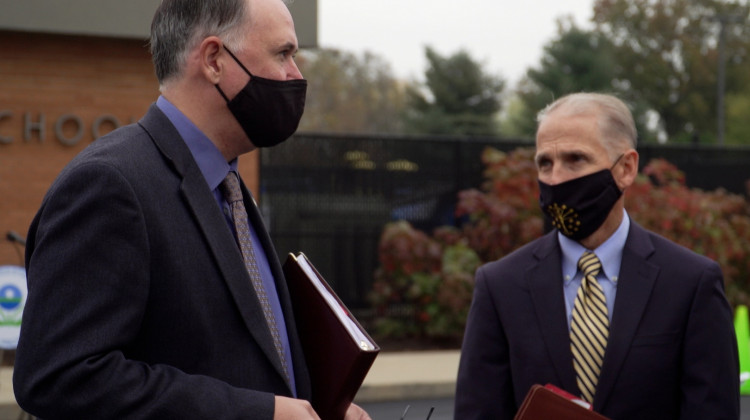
[150,0,249,85]
[536,92,637,160]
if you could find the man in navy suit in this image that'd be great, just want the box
[455,93,739,419]
[13,1,369,419]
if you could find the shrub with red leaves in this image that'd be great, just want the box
[370,148,750,342]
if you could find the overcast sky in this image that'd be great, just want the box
[317,0,595,86]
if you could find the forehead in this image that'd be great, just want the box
[535,112,607,156]
[246,0,298,45]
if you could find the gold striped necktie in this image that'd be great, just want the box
[570,251,608,404]
[220,172,290,382]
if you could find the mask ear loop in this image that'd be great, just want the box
[223,45,254,77]
[610,153,625,170]
[215,84,231,102]
[215,45,255,102]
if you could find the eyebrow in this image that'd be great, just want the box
[534,151,552,165]
[278,41,298,54]
[559,149,590,160]
[534,149,590,165]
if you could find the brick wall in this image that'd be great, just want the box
[0,31,259,266]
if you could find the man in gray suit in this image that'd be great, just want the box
[455,93,739,419]
[13,1,370,419]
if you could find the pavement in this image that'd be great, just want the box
[355,350,460,403]
[0,350,461,418]
[0,367,22,419]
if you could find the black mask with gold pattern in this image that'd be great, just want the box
[538,168,622,241]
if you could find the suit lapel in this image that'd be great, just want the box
[528,233,579,393]
[593,222,659,412]
[138,106,293,393]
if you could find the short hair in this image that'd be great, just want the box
[150,0,249,86]
[536,93,637,160]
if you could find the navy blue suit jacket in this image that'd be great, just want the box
[455,221,739,419]
[14,105,311,419]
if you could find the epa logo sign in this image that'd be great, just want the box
[0,266,27,349]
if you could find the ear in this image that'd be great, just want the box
[198,36,224,85]
[615,149,639,190]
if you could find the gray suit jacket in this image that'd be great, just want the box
[455,221,739,419]
[14,105,311,419]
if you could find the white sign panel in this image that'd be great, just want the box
[0,265,27,349]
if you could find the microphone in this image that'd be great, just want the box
[6,231,26,246]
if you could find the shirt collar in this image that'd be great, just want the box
[156,96,237,190]
[559,209,630,284]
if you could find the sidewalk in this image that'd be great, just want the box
[0,367,21,419]
[0,351,461,416]
[355,350,460,403]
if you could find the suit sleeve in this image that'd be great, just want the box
[679,262,739,419]
[13,162,275,420]
[454,265,516,420]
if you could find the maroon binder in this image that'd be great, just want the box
[514,384,610,420]
[283,253,380,420]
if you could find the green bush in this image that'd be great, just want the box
[370,147,750,342]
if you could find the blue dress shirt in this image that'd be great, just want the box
[559,210,630,330]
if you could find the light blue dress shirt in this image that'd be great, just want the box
[559,210,630,330]
[156,96,296,395]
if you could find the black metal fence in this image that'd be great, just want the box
[260,133,750,313]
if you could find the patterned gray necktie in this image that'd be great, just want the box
[220,172,289,381]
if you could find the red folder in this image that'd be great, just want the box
[514,384,610,420]
[283,253,380,420]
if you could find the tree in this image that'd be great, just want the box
[726,90,750,144]
[497,95,535,140]
[504,18,618,139]
[403,46,505,136]
[725,53,750,144]
[295,48,406,134]
[593,0,750,143]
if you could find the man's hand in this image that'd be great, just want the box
[274,396,320,420]
[344,403,372,420]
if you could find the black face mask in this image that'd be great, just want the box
[215,46,307,148]
[538,167,623,241]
